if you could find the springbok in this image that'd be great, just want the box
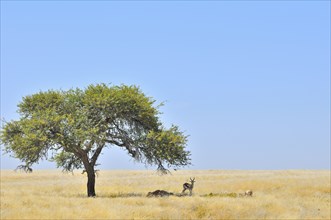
[182,177,195,196]
[239,190,253,197]
[245,190,253,197]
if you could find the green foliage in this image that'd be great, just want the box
[1,84,191,173]
[52,151,83,172]
[143,126,190,172]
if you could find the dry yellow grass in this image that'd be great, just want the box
[1,170,330,219]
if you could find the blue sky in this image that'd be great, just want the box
[1,1,330,170]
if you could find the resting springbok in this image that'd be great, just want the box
[239,190,253,197]
[182,177,195,196]
[245,190,253,197]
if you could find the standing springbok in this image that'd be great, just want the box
[182,177,195,196]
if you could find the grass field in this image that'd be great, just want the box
[1,170,330,219]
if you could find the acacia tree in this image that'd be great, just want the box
[1,84,190,197]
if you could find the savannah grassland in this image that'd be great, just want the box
[1,170,330,219]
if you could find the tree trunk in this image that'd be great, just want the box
[86,168,96,197]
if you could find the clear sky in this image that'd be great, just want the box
[1,1,330,170]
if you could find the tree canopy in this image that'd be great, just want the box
[1,84,191,196]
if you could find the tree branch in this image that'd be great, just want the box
[104,139,126,147]
[90,145,104,166]
[15,165,33,173]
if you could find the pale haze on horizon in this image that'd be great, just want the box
[1,1,330,170]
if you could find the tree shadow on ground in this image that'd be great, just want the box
[73,191,249,198]
[98,192,144,198]
[99,192,191,198]
[66,193,142,198]
[73,191,192,198]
